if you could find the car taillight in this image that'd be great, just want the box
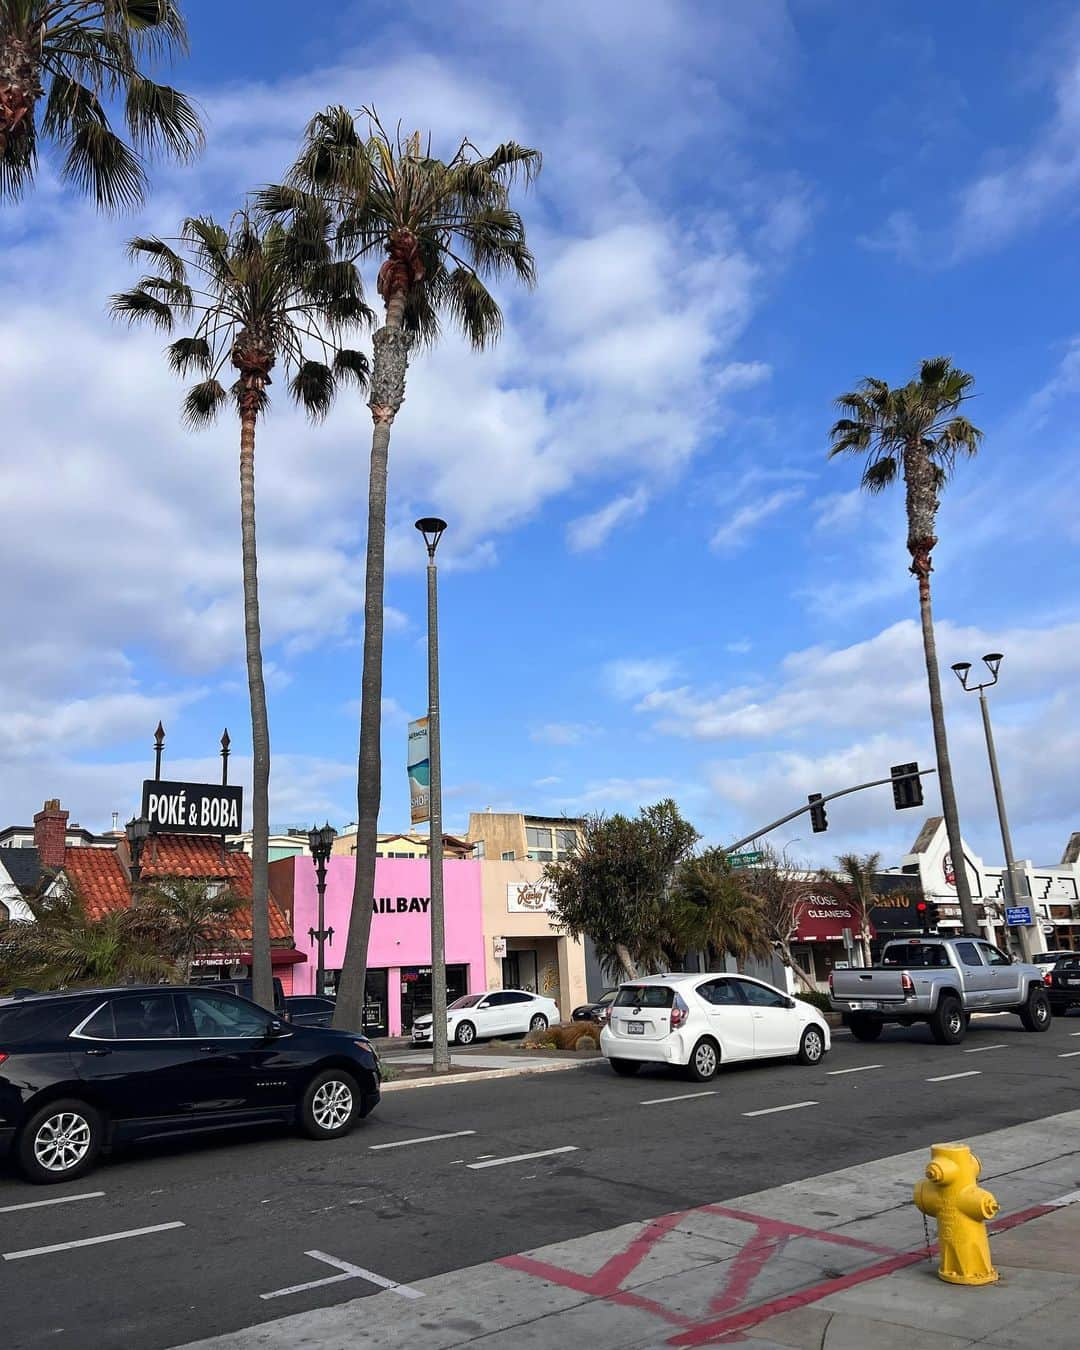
[1045,972,1054,986]
[901,972,915,996]
[671,994,689,1029]
[0,1052,7,1068]
[828,973,834,994]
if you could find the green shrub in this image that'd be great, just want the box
[796,989,831,1013]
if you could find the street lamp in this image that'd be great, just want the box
[951,653,1036,960]
[125,815,150,889]
[415,516,450,1074]
[307,822,337,997]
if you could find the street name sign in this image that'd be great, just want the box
[727,850,763,869]
[1005,906,1033,926]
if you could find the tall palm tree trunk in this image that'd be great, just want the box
[334,291,410,1030]
[239,401,273,1010]
[0,35,39,156]
[916,567,979,934]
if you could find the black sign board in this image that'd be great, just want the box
[141,780,243,836]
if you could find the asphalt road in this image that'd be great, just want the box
[4,1013,1080,1350]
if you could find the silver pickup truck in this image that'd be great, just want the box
[829,936,1050,1044]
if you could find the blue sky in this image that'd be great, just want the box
[1,1,1078,870]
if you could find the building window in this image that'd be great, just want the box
[556,828,577,858]
[528,851,553,862]
[526,826,552,849]
[501,850,515,861]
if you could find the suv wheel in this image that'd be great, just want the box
[300,1069,359,1140]
[798,1026,826,1066]
[455,1020,476,1046]
[18,1099,102,1185]
[1019,987,1052,1033]
[687,1037,720,1082]
[930,995,966,1045]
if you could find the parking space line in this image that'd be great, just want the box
[743,1101,818,1117]
[964,1044,1008,1053]
[369,1130,476,1151]
[0,1191,104,1214]
[467,1146,577,1170]
[640,1090,717,1105]
[1058,1051,1080,1059]
[827,1065,881,1076]
[926,1071,981,1082]
[3,1221,184,1261]
[261,1250,423,1301]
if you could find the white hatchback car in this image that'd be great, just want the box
[600,973,830,1079]
[412,989,560,1046]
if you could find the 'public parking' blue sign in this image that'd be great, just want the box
[1005,906,1033,926]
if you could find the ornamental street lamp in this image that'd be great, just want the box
[951,653,1038,960]
[307,822,337,996]
[416,516,450,1074]
[125,815,150,889]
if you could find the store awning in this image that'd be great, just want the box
[205,947,308,966]
[797,894,862,941]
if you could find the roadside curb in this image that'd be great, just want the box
[381,1057,604,1092]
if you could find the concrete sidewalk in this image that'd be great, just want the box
[177,1109,1080,1349]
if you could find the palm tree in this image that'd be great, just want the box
[132,876,244,980]
[829,357,982,934]
[1,1,201,207]
[671,848,770,972]
[828,851,880,966]
[260,108,540,1030]
[111,209,369,1009]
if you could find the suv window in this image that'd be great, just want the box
[186,992,270,1038]
[0,999,95,1043]
[978,943,1011,967]
[613,985,675,1008]
[882,943,951,968]
[733,980,788,1008]
[696,979,743,1006]
[955,942,983,968]
[110,993,182,1039]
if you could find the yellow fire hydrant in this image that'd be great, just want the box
[914,1143,999,1286]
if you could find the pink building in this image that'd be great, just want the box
[288,856,485,1036]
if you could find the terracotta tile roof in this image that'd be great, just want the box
[61,837,291,943]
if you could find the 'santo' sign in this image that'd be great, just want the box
[141,780,243,835]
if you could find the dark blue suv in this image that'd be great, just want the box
[0,985,380,1183]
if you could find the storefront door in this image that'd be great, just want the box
[400,964,468,1031]
[502,949,539,993]
[325,968,389,1038]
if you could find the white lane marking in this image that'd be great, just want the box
[926,1071,982,1082]
[261,1250,423,1301]
[827,1064,882,1076]
[743,1101,818,1117]
[467,1146,577,1170]
[964,1044,1008,1054]
[1071,1031,1080,1037]
[1057,1051,1080,1059]
[369,1130,476,1151]
[640,1090,717,1105]
[3,1221,184,1261]
[1051,1189,1080,1206]
[0,1191,104,1214]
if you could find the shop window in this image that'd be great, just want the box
[501,850,515,860]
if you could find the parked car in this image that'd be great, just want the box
[1033,950,1076,967]
[411,989,560,1046]
[829,936,1050,1043]
[0,985,380,1184]
[599,973,830,1080]
[1046,955,1080,1015]
[572,989,618,1023]
[284,995,338,1028]
[201,976,287,1018]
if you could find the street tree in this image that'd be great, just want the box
[260,108,540,1031]
[670,847,770,972]
[132,876,244,981]
[825,851,880,967]
[545,800,699,981]
[829,357,982,933]
[111,209,369,1009]
[738,847,816,991]
[1,0,201,208]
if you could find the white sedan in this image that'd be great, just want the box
[412,989,560,1046]
[600,973,829,1080]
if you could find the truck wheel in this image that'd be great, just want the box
[930,995,966,1045]
[1019,987,1052,1033]
[848,1015,882,1042]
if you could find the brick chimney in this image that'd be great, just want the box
[34,798,69,869]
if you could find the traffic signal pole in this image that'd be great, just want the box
[723,767,937,855]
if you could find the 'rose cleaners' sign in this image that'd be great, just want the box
[141,780,243,835]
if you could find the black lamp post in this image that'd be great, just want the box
[125,815,150,889]
[415,516,450,1074]
[307,822,337,996]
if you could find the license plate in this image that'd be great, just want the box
[1067,978,1080,986]
[848,1001,879,1011]
[626,1022,645,1035]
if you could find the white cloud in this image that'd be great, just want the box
[813,488,866,532]
[567,487,649,552]
[710,488,804,552]
[725,640,752,655]
[530,722,601,746]
[605,657,680,701]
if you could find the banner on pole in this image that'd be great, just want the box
[408,717,430,824]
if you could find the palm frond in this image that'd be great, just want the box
[126,234,186,282]
[182,378,228,428]
[440,267,503,349]
[861,457,898,492]
[63,119,148,209]
[167,336,212,375]
[289,360,335,419]
[333,347,370,387]
[123,74,203,159]
[110,286,174,330]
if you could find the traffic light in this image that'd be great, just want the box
[891,762,924,810]
[808,793,828,833]
[916,899,940,933]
